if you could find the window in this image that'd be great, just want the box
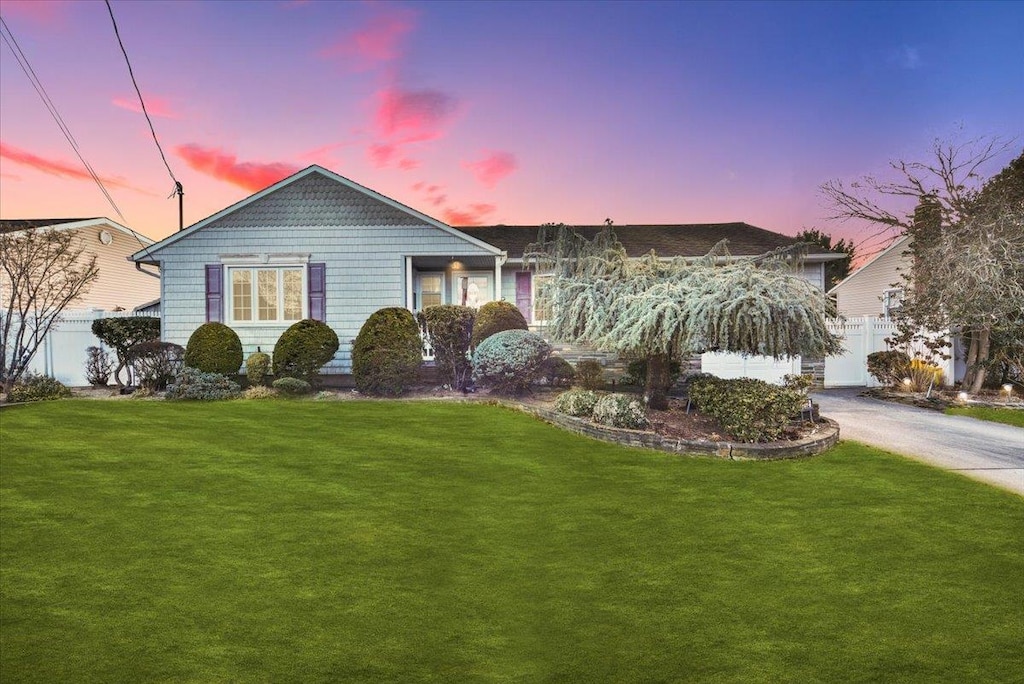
[882,287,904,319]
[417,274,443,310]
[229,266,304,324]
[533,274,553,323]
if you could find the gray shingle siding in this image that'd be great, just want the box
[156,172,496,373]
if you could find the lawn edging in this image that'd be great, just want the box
[512,402,840,460]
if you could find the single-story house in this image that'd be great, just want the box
[1,217,160,312]
[132,165,845,375]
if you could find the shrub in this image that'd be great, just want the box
[472,329,551,395]
[246,351,272,387]
[574,360,605,390]
[542,355,576,387]
[166,367,240,401]
[184,322,243,376]
[624,358,682,388]
[907,357,945,392]
[84,346,112,386]
[243,385,277,399]
[6,372,71,403]
[351,308,422,396]
[553,388,601,417]
[314,390,335,401]
[689,376,805,443]
[592,393,649,429]
[867,350,912,387]
[272,377,312,396]
[127,340,185,391]
[91,317,160,386]
[783,373,814,393]
[274,319,340,383]
[471,300,528,348]
[417,305,475,389]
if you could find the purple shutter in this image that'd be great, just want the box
[515,271,532,322]
[205,264,223,322]
[308,263,326,321]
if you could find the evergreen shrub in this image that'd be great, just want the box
[553,388,601,417]
[6,373,72,403]
[273,319,340,382]
[272,377,312,396]
[471,300,528,348]
[689,376,804,443]
[184,322,243,376]
[592,393,649,429]
[573,360,605,390]
[243,385,277,399]
[84,346,112,386]
[472,329,551,395]
[246,352,272,387]
[542,355,576,387]
[166,368,240,401]
[417,305,475,389]
[127,340,185,390]
[867,350,912,387]
[91,317,160,386]
[352,308,422,396]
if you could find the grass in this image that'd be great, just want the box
[2,400,1022,682]
[945,405,1024,428]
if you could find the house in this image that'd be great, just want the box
[0,217,160,312]
[132,165,844,377]
[828,234,910,319]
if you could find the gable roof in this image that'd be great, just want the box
[133,165,502,262]
[827,234,911,295]
[0,217,154,245]
[458,223,846,261]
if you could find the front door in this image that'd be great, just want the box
[454,273,493,308]
[515,272,532,322]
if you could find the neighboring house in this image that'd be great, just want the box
[132,165,844,376]
[0,217,160,312]
[829,235,910,319]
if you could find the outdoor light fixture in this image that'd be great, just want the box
[957,391,969,402]
[1004,384,1013,394]
[902,378,912,387]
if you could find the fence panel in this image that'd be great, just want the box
[20,309,159,387]
[824,317,953,388]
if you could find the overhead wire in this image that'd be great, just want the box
[0,15,157,262]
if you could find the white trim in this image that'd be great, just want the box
[494,256,502,302]
[405,257,414,311]
[9,217,155,245]
[828,235,911,295]
[219,253,310,265]
[414,271,446,311]
[225,263,307,327]
[131,165,503,261]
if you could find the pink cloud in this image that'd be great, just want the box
[374,86,458,143]
[0,141,137,191]
[320,8,416,70]
[112,95,180,119]
[462,150,518,189]
[443,203,496,226]
[299,142,345,168]
[1,0,63,25]
[397,158,420,171]
[367,142,397,168]
[174,144,300,191]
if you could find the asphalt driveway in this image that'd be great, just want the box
[812,388,1024,496]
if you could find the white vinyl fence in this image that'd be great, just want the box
[824,316,955,387]
[20,309,159,387]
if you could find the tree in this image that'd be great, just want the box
[821,137,1023,392]
[795,228,855,290]
[525,222,842,409]
[1,227,99,394]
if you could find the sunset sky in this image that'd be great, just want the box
[1,0,1021,259]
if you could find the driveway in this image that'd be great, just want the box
[811,388,1024,496]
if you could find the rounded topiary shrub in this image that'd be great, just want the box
[592,393,649,429]
[273,319,340,382]
[542,355,576,387]
[127,340,185,391]
[351,307,423,396]
[553,388,600,417]
[472,329,552,395]
[246,351,272,387]
[184,322,243,376]
[272,377,312,396]
[471,300,528,348]
[573,359,605,390]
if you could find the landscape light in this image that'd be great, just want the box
[1004,384,1013,394]
[902,378,912,387]
[957,391,969,402]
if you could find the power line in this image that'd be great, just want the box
[104,0,178,187]
[0,15,155,260]
[0,16,127,224]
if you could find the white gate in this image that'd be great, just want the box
[824,317,954,387]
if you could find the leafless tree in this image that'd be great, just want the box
[1,227,99,394]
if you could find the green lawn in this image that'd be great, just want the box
[945,405,1024,428]
[2,401,1022,682]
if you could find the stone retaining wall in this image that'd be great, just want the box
[515,403,840,460]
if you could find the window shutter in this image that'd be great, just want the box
[308,262,326,321]
[205,264,223,322]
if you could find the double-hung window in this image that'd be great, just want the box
[229,266,304,324]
